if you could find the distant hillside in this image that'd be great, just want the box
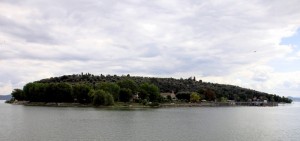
[0,95,12,100]
[288,97,300,102]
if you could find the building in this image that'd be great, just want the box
[160,91,177,101]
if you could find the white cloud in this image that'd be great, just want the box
[297,51,300,57]
[1,0,300,96]
[0,82,13,95]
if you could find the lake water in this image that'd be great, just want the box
[1,100,300,141]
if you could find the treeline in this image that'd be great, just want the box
[11,79,162,106]
[11,73,292,104]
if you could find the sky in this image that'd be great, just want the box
[0,0,300,97]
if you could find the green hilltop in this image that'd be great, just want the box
[10,73,292,106]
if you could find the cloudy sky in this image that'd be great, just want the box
[1,0,300,97]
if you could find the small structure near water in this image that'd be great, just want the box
[160,91,177,101]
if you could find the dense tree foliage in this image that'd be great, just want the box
[218,97,228,102]
[204,89,216,101]
[11,73,292,104]
[117,79,138,94]
[176,92,191,101]
[23,82,72,102]
[91,90,114,106]
[95,82,120,101]
[72,83,92,103]
[11,89,24,100]
[119,88,132,102]
[55,83,73,102]
[139,83,160,102]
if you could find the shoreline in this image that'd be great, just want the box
[9,101,153,108]
[7,101,279,108]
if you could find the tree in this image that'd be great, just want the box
[139,83,160,102]
[23,82,73,102]
[119,88,132,102]
[23,82,33,101]
[72,83,92,103]
[219,97,228,102]
[204,89,216,101]
[23,83,47,102]
[11,89,24,100]
[117,79,138,94]
[176,92,191,101]
[44,83,58,102]
[92,90,114,106]
[105,93,114,106]
[88,89,95,99]
[55,83,73,102]
[190,92,200,103]
[138,89,149,100]
[95,82,120,101]
[198,88,205,94]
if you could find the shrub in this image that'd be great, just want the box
[92,90,114,106]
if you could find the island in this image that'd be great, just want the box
[8,73,292,107]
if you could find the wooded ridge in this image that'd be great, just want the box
[9,73,292,106]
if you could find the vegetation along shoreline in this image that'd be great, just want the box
[7,73,292,107]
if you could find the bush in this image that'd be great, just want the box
[141,99,148,105]
[92,90,114,106]
[148,102,160,107]
[190,92,200,103]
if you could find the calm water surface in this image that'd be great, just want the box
[1,100,300,141]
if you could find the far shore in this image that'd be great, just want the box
[7,100,279,108]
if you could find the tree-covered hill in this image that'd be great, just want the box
[33,73,291,103]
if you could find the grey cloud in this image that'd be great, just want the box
[252,74,269,82]
[1,0,300,96]
[140,44,161,58]
[0,16,57,44]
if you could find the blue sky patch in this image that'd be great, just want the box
[280,28,300,47]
